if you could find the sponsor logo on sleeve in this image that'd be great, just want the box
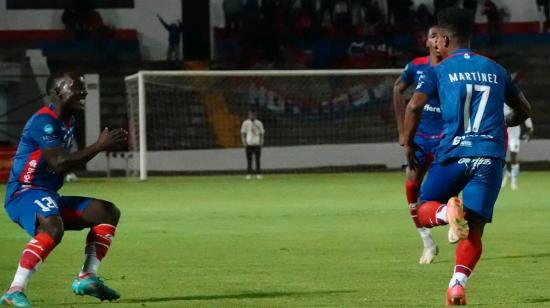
[43,124,54,135]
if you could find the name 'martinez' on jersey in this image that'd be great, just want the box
[415,49,520,162]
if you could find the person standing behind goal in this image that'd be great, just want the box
[241,110,265,179]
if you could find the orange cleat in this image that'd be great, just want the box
[446,197,469,244]
[446,283,467,305]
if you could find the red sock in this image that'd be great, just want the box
[405,180,419,204]
[9,232,57,293]
[20,232,56,270]
[454,229,482,277]
[405,180,422,228]
[86,224,116,261]
[417,201,448,228]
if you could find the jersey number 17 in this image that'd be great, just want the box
[463,84,491,133]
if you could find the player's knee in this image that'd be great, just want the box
[465,212,486,235]
[39,221,65,244]
[102,200,121,225]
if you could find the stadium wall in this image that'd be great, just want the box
[89,140,550,173]
[0,0,181,61]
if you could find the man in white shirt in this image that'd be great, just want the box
[241,110,265,179]
[502,104,534,190]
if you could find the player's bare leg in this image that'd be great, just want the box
[406,166,438,264]
[447,213,485,306]
[1,216,63,307]
[65,199,121,301]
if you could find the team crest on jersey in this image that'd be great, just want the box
[43,124,54,135]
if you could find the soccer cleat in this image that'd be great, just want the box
[501,172,508,188]
[256,174,263,180]
[446,282,467,305]
[446,197,469,244]
[0,291,32,307]
[245,175,252,180]
[511,179,518,191]
[419,244,439,264]
[71,276,120,301]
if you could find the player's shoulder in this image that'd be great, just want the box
[35,106,59,119]
[411,56,430,66]
[405,56,430,70]
[26,107,60,130]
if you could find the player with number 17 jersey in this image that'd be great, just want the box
[416,49,519,163]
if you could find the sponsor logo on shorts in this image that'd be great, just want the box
[458,157,493,169]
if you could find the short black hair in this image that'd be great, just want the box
[437,7,475,43]
[45,71,67,94]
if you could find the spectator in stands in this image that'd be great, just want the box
[463,0,478,18]
[333,0,351,36]
[79,2,105,35]
[242,0,262,65]
[366,0,384,26]
[223,0,244,30]
[537,0,550,32]
[483,0,501,46]
[241,110,265,179]
[62,4,80,38]
[433,0,458,15]
[389,0,414,30]
[416,4,436,30]
[350,0,367,28]
[157,14,184,62]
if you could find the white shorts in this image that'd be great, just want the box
[507,126,520,152]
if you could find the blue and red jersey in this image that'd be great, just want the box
[5,104,75,203]
[415,48,520,163]
[401,56,444,139]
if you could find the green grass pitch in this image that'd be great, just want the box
[1,172,549,307]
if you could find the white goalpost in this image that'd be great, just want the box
[125,69,403,180]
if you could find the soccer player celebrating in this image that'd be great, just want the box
[403,8,532,305]
[393,25,443,264]
[501,103,534,190]
[1,72,128,307]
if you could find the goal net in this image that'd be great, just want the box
[125,70,403,180]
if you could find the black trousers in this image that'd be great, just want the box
[246,146,261,174]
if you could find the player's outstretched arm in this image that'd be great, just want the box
[157,14,169,30]
[403,92,429,169]
[42,128,128,174]
[393,76,410,145]
[504,91,532,127]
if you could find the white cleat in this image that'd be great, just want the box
[511,180,518,191]
[501,173,508,188]
[245,174,252,180]
[419,244,439,264]
[256,174,263,180]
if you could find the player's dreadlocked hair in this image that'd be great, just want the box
[437,7,475,44]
